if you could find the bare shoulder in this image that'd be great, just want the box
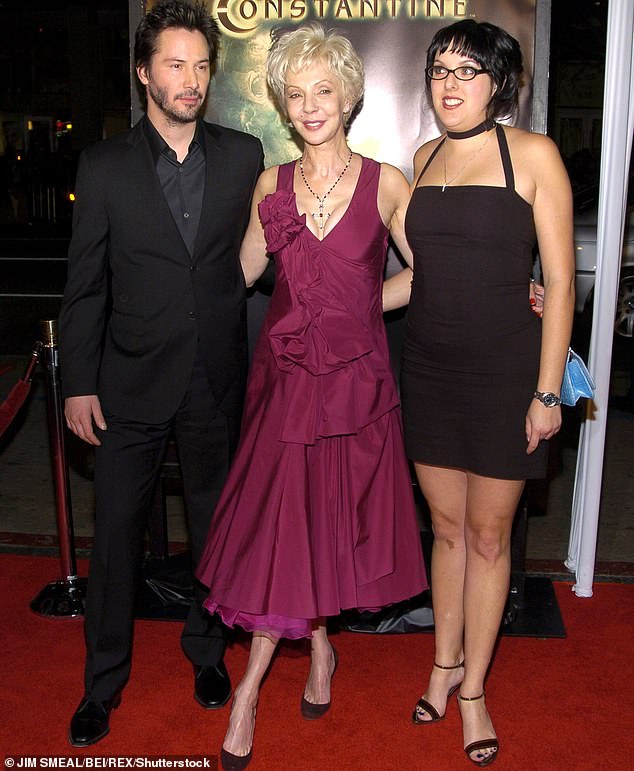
[254,165,280,200]
[503,126,572,217]
[376,162,411,225]
[413,136,444,166]
[378,162,411,213]
[379,162,410,189]
[503,126,565,171]
[412,136,444,179]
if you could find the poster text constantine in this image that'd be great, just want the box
[213,0,468,35]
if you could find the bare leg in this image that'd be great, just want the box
[303,620,337,705]
[413,464,467,720]
[222,633,278,759]
[459,472,524,763]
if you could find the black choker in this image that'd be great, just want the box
[446,118,496,140]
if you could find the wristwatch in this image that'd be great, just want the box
[533,391,562,407]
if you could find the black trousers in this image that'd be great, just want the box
[84,359,240,701]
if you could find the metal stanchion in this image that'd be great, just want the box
[30,319,87,617]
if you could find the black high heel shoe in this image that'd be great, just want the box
[411,660,464,725]
[220,748,252,771]
[301,646,338,719]
[458,692,499,767]
[220,702,256,770]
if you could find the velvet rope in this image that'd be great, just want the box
[0,346,40,439]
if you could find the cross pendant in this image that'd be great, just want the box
[313,200,330,230]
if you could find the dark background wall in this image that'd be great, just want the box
[0,0,130,230]
[0,0,609,354]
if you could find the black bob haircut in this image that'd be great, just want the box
[135,0,221,70]
[426,19,523,122]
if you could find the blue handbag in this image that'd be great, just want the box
[560,348,595,406]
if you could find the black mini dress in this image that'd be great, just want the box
[401,124,547,479]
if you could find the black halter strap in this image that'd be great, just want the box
[413,124,515,191]
[414,138,446,187]
[495,124,515,190]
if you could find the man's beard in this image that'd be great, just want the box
[148,82,203,124]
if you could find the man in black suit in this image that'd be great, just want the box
[59,0,263,747]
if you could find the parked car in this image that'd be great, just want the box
[573,194,634,338]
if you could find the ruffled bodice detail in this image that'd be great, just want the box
[259,190,373,376]
[255,159,398,444]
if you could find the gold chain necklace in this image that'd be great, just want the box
[442,130,492,192]
[299,150,353,230]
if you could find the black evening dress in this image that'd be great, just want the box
[401,124,547,479]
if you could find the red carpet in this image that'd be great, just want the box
[1,554,632,770]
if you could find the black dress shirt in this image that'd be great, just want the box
[144,117,206,258]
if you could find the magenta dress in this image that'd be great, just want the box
[196,157,427,639]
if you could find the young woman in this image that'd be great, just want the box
[398,20,574,766]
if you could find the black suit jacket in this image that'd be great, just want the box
[59,118,264,423]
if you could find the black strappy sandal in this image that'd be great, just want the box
[458,693,499,767]
[411,660,464,724]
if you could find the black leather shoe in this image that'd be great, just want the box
[194,662,232,709]
[68,696,121,747]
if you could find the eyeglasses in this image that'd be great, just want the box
[426,65,490,81]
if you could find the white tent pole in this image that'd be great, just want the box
[567,0,634,597]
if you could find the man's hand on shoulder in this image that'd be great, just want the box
[65,395,107,446]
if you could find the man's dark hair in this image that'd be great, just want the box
[135,0,221,70]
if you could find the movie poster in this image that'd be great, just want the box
[141,0,538,175]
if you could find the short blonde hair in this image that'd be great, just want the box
[266,23,364,116]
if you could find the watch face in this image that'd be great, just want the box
[541,393,560,407]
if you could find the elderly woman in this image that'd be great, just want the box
[388,19,574,766]
[195,23,427,770]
